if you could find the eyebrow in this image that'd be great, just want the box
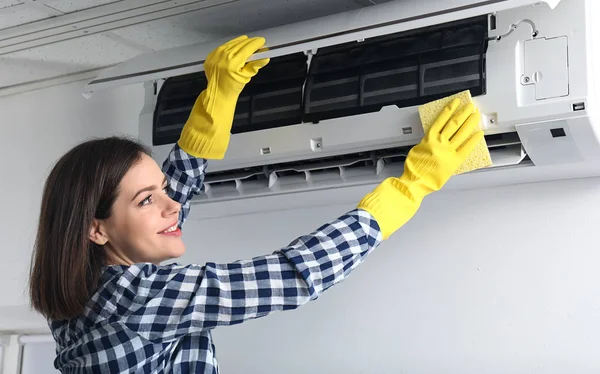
[131,176,168,202]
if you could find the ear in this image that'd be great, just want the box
[89,218,109,246]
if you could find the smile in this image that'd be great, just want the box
[158,222,179,234]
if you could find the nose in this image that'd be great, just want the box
[161,194,181,218]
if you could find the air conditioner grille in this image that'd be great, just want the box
[153,16,489,146]
[153,53,307,145]
[303,16,489,122]
[199,132,528,202]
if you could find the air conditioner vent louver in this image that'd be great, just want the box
[198,132,529,203]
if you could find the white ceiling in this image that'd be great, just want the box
[0,0,392,92]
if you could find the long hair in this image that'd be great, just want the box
[29,136,151,321]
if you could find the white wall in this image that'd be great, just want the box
[20,340,59,374]
[0,81,144,331]
[1,80,600,373]
[178,177,600,374]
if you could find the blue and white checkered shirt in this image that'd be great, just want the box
[49,144,383,373]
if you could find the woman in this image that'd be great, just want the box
[29,35,482,373]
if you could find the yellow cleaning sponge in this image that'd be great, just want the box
[418,90,492,175]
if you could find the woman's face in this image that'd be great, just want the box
[89,153,185,265]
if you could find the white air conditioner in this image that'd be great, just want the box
[85,0,600,214]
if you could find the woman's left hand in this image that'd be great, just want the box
[178,35,270,160]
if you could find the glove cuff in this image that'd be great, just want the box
[177,87,238,159]
[357,177,425,239]
[178,123,224,160]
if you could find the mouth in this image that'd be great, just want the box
[158,222,180,235]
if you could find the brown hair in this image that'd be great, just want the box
[29,136,151,321]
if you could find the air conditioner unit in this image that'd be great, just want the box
[85,0,600,212]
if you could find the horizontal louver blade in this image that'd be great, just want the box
[199,132,529,202]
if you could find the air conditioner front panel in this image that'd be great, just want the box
[148,0,590,177]
[83,0,560,94]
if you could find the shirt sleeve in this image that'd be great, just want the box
[161,143,207,228]
[110,208,382,344]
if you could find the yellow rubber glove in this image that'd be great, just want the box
[178,35,270,159]
[357,98,484,239]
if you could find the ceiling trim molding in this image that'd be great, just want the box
[0,66,112,97]
[0,0,239,55]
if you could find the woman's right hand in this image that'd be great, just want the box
[402,98,484,192]
[357,98,484,239]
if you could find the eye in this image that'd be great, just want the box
[162,185,168,194]
[139,194,153,206]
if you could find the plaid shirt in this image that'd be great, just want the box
[49,144,383,373]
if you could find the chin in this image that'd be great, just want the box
[155,236,186,263]
[167,241,186,259]
[155,248,185,265]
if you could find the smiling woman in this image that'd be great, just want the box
[87,152,186,266]
[28,137,162,316]
[27,35,482,373]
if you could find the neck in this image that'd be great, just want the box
[104,246,135,266]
